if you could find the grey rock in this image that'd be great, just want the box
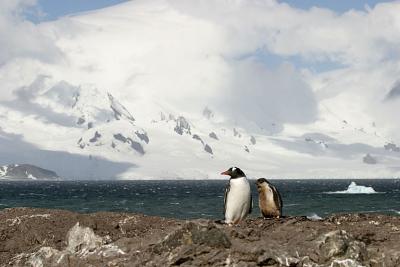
[363,154,377,164]
[113,134,145,154]
[89,131,101,143]
[77,117,85,125]
[203,107,214,119]
[174,116,191,135]
[2,209,400,267]
[192,134,204,144]
[385,80,400,100]
[87,122,93,129]
[244,146,250,153]
[384,143,400,152]
[209,132,218,140]
[107,93,135,121]
[153,222,231,254]
[113,133,127,143]
[233,128,241,138]
[160,112,166,121]
[127,138,145,155]
[204,144,213,154]
[135,130,149,144]
[250,135,256,145]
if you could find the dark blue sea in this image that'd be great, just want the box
[0,179,399,219]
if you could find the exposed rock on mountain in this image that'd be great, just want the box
[385,80,400,100]
[0,164,59,180]
[174,116,191,135]
[113,133,145,155]
[250,135,256,145]
[107,93,135,122]
[203,107,214,119]
[2,208,400,266]
[89,131,101,143]
[135,130,149,144]
[233,128,241,138]
[204,144,213,154]
[363,154,377,164]
[209,132,218,140]
[384,143,400,152]
[192,134,204,144]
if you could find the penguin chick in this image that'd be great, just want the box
[256,178,282,218]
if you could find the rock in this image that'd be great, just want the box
[160,112,166,121]
[209,132,218,140]
[203,107,214,119]
[135,130,149,144]
[1,209,400,266]
[174,116,191,135]
[204,144,213,154]
[363,154,377,164]
[66,222,103,254]
[127,139,145,155]
[233,128,241,137]
[77,117,85,125]
[113,133,145,154]
[114,133,127,143]
[384,143,400,152]
[250,135,256,145]
[107,93,135,121]
[89,131,101,143]
[153,222,231,254]
[192,134,204,144]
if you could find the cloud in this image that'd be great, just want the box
[0,0,61,65]
[220,59,317,128]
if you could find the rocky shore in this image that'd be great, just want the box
[1,208,399,266]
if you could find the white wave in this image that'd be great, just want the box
[285,203,300,207]
[307,213,323,221]
[326,181,378,194]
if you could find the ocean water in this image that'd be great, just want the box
[0,179,399,220]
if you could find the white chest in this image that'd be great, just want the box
[225,177,251,223]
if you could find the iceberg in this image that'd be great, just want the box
[327,182,378,194]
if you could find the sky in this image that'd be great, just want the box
[31,0,392,21]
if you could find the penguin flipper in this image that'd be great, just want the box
[249,193,253,214]
[272,185,283,216]
[223,182,230,216]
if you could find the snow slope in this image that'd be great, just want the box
[0,0,400,179]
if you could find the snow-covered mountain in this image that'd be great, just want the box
[0,75,399,179]
[0,164,59,180]
[0,0,400,179]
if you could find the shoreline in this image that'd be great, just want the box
[1,207,400,266]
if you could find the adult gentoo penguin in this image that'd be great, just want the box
[221,167,252,225]
[256,178,282,218]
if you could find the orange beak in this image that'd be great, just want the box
[220,170,230,175]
